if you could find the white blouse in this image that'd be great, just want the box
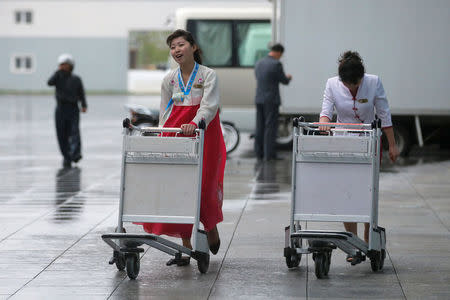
[320,74,392,128]
[160,64,220,127]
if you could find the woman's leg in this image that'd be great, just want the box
[182,238,192,250]
[344,222,358,262]
[364,223,369,243]
[344,222,357,235]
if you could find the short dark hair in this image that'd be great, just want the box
[166,29,202,64]
[271,43,285,53]
[338,51,365,84]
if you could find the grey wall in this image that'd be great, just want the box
[0,37,127,92]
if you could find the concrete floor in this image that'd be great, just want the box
[0,95,449,299]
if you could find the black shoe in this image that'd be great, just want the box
[347,252,365,265]
[63,160,71,168]
[72,155,82,163]
[166,256,190,266]
[209,238,221,255]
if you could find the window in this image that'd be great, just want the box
[11,54,35,74]
[194,21,233,67]
[14,10,33,24]
[187,19,271,68]
[128,30,171,70]
[236,22,271,67]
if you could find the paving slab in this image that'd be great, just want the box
[0,95,449,299]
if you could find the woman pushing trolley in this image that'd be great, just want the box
[102,30,226,280]
[284,51,397,278]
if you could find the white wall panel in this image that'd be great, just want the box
[0,1,270,38]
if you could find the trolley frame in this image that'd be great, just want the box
[102,118,210,279]
[284,118,387,277]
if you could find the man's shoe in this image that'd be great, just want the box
[265,156,283,161]
[63,160,71,168]
[72,155,82,163]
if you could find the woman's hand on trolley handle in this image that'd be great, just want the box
[181,123,197,135]
[318,116,331,132]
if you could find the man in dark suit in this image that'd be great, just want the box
[254,43,292,160]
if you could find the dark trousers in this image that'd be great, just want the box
[55,104,81,162]
[255,102,279,160]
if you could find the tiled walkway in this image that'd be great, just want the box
[0,95,449,299]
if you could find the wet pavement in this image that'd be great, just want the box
[1,95,449,299]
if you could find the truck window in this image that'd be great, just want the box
[187,19,270,68]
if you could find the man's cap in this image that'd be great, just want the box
[57,53,74,65]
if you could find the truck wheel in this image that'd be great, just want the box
[276,117,293,148]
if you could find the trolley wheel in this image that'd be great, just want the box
[285,251,301,268]
[370,250,383,272]
[314,252,327,279]
[323,251,332,276]
[115,251,126,271]
[380,249,386,270]
[126,253,140,279]
[197,253,210,274]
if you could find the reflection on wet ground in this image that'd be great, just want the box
[1,95,449,299]
[54,167,84,223]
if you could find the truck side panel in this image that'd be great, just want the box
[279,0,450,116]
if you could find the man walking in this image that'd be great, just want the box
[48,54,87,168]
[254,43,292,161]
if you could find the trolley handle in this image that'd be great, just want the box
[123,118,206,133]
[293,116,382,130]
[300,122,373,130]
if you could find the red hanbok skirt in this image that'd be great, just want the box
[139,104,226,238]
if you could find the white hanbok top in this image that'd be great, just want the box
[320,74,392,128]
[160,64,219,128]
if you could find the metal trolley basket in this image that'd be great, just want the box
[284,118,386,279]
[102,119,210,280]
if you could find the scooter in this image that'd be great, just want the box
[125,104,240,154]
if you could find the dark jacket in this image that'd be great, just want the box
[254,55,291,105]
[48,70,87,108]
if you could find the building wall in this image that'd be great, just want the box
[0,0,270,92]
[1,37,127,91]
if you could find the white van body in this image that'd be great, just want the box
[276,0,450,153]
[278,0,450,115]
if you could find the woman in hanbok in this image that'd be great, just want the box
[141,29,226,265]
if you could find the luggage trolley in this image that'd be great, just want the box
[284,118,386,278]
[102,118,210,280]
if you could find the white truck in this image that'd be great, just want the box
[177,0,450,155]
